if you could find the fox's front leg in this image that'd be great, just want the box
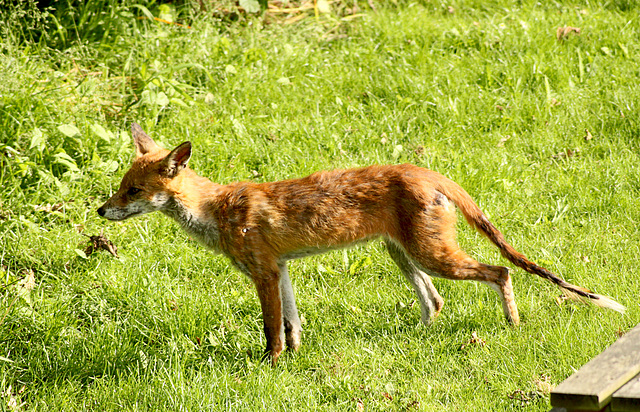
[251,268,285,366]
[279,262,302,351]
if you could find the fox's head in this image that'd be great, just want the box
[97,123,192,221]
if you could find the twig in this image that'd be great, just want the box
[136,16,192,29]
[0,295,20,328]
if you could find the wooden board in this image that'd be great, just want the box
[611,372,640,412]
[551,324,640,411]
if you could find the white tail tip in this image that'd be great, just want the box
[561,288,626,314]
[591,294,626,314]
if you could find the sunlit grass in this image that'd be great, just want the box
[1,1,639,410]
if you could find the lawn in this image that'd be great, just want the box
[1,0,639,410]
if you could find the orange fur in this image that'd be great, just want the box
[98,123,625,365]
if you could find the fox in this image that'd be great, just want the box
[98,123,625,365]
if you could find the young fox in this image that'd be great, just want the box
[98,123,624,365]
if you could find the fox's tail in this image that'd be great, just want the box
[435,176,625,313]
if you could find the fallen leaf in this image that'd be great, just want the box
[11,269,36,306]
[509,389,541,406]
[349,305,362,314]
[0,209,10,220]
[497,135,511,147]
[585,129,593,141]
[461,331,486,349]
[167,299,179,311]
[534,374,554,394]
[316,0,331,14]
[382,392,393,401]
[83,230,119,258]
[552,148,579,159]
[555,294,568,306]
[33,203,64,213]
[356,399,364,411]
[18,269,36,291]
[557,26,581,41]
[2,384,26,410]
[406,400,420,409]
[284,13,307,25]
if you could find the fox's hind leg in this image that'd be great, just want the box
[398,190,520,325]
[477,267,519,326]
[406,240,520,325]
[385,239,444,325]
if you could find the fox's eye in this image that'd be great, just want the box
[127,187,142,196]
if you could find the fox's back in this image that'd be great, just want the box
[252,164,446,255]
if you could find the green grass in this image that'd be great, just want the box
[1,1,639,410]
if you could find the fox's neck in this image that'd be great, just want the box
[161,170,223,252]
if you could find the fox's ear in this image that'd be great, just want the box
[131,122,160,157]
[162,141,192,178]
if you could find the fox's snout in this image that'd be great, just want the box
[96,192,167,221]
[96,196,128,221]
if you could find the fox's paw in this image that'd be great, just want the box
[285,329,302,352]
[262,347,283,367]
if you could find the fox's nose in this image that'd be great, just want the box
[97,206,105,217]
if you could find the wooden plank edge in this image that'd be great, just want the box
[551,324,640,410]
[611,372,640,412]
